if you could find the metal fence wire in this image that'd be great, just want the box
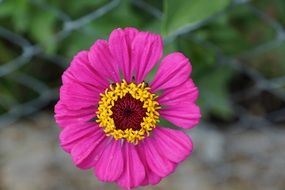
[0,0,284,129]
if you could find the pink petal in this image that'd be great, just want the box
[54,102,95,128]
[158,79,198,105]
[159,103,201,129]
[140,170,161,187]
[132,31,163,83]
[150,52,192,92]
[89,39,120,83]
[124,27,139,41]
[62,51,108,89]
[141,137,175,178]
[59,123,99,153]
[71,129,107,169]
[137,144,162,186]
[116,142,145,189]
[95,140,124,182]
[59,82,100,110]
[77,136,109,170]
[109,28,139,83]
[153,127,193,163]
[59,50,107,113]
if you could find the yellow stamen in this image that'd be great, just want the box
[96,80,160,144]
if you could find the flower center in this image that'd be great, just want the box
[111,94,147,131]
[96,80,160,144]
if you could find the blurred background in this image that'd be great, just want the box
[0,0,285,189]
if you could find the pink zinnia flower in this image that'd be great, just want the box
[55,27,201,189]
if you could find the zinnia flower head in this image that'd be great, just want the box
[55,27,201,189]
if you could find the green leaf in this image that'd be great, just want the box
[29,11,57,53]
[90,0,143,34]
[162,0,231,37]
[0,0,15,17]
[0,0,30,32]
[63,31,96,58]
[197,66,234,119]
[13,0,30,32]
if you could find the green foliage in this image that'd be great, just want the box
[246,43,285,79]
[197,66,234,119]
[200,5,276,55]
[30,11,57,52]
[0,0,58,51]
[162,0,231,37]
[176,34,234,119]
[0,0,283,120]
[254,0,285,28]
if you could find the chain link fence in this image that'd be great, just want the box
[1,0,284,127]
[0,0,121,125]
